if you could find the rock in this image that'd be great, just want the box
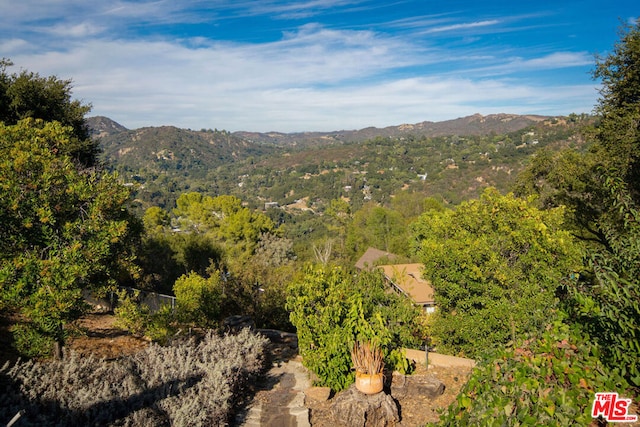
[330,384,399,427]
[390,372,445,400]
[257,329,299,347]
[222,315,255,332]
[304,386,332,404]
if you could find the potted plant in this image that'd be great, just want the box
[351,340,384,394]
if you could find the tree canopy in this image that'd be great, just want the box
[412,188,583,358]
[513,21,640,387]
[0,119,139,357]
[0,59,97,168]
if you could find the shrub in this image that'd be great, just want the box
[173,271,222,327]
[11,323,55,359]
[287,265,425,391]
[432,321,634,426]
[113,289,150,336]
[0,328,268,426]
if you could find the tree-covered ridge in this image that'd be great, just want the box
[98,112,591,212]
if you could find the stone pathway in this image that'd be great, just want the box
[236,355,311,427]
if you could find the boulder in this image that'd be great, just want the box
[330,385,399,427]
[304,386,332,404]
[390,372,445,400]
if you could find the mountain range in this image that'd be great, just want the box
[88,113,550,148]
[86,113,585,211]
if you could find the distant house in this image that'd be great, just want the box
[355,247,398,270]
[377,264,436,313]
[355,248,436,313]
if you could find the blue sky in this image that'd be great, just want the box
[0,1,637,132]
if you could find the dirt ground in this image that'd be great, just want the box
[65,312,149,360]
[0,312,149,364]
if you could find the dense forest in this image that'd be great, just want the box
[1,20,639,426]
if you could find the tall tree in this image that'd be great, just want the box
[514,20,640,246]
[0,119,138,358]
[0,59,97,168]
[567,20,640,387]
[592,20,640,201]
[412,188,583,358]
[346,203,409,258]
[513,21,640,387]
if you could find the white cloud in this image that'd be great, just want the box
[425,19,501,34]
[48,22,105,38]
[3,4,598,133]
[465,51,593,77]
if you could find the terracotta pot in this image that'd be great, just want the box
[354,371,384,394]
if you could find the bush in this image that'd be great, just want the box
[0,328,268,426]
[173,271,222,327]
[11,323,55,359]
[412,188,583,358]
[286,265,425,391]
[113,289,150,336]
[432,321,634,426]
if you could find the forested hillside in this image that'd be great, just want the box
[91,113,591,211]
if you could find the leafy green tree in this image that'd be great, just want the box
[412,188,583,358]
[514,21,640,243]
[173,271,222,327]
[592,20,640,201]
[568,174,640,387]
[0,119,139,357]
[0,59,96,168]
[142,206,171,234]
[389,192,435,221]
[513,148,606,244]
[346,203,409,258]
[286,265,425,391]
[514,21,640,387]
[172,192,275,263]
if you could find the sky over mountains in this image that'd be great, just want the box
[1,0,637,132]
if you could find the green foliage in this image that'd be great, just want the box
[145,304,178,344]
[286,265,424,391]
[432,322,632,426]
[592,20,640,198]
[0,119,139,357]
[142,206,171,234]
[173,272,222,327]
[114,290,150,336]
[513,21,640,388]
[172,192,275,264]
[11,323,57,359]
[346,202,410,257]
[567,174,640,387]
[114,290,177,343]
[413,188,583,358]
[512,147,609,245]
[0,59,96,167]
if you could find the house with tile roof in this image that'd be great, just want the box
[377,263,436,313]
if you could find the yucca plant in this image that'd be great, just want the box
[351,341,384,375]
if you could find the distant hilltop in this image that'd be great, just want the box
[87,113,556,147]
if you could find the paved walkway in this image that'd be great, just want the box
[236,355,312,427]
